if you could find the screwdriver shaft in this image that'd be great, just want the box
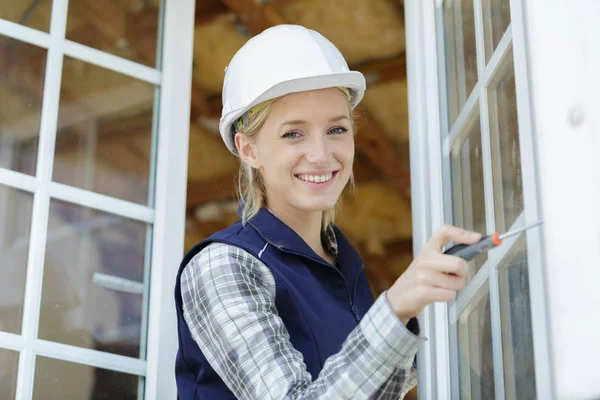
[499,220,544,240]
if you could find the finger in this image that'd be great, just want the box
[426,287,457,303]
[429,224,482,250]
[423,270,465,291]
[421,253,469,278]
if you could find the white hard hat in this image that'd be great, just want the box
[219,24,366,154]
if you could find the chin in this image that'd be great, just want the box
[292,197,338,213]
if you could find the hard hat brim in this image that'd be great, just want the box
[219,71,366,155]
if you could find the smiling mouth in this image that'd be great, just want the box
[295,170,338,184]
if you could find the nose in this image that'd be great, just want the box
[305,134,328,165]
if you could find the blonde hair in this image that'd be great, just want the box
[235,87,356,231]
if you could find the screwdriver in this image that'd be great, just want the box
[444,220,544,261]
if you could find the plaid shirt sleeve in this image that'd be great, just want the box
[180,242,426,399]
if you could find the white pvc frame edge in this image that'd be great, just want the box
[0,17,160,86]
[521,0,600,398]
[405,1,450,399]
[15,1,68,398]
[509,0,554,398]
[0,18,50,48]
[0,170,154,224]
[62,40,161,85]
[49,182,154,223]
[35,339,146,376]
[0,170,38,193]
[144,0,195,398]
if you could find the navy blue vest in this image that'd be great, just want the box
[174,208,375,399]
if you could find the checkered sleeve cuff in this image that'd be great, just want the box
[360,291,427,369]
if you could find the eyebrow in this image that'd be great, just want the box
[280,115,350,127]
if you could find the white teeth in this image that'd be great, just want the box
[298,173,334,183]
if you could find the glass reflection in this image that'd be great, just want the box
[451,115,487,279]
[53,57,156,205]
[0,185,34,334]
[0,36,46,175]
[38,200,149,359]
[34,356,140,399]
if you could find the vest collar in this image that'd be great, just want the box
[240,203,363,271]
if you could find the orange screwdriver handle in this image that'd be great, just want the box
[443,233,502,261]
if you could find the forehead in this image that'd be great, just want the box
[270,88,350,119]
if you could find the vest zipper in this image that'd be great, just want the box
[276,246,361,324]
[351,269,361,322]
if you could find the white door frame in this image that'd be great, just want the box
[0,0,195,398]
[406,0,600,399]
[145,0,195,398]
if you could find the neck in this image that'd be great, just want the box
[266,202,325,259]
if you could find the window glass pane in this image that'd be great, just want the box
[0,1,52,32]
[38,200,149,359]
[33,356,140,399]
[0,185,34,334]
[53,57,156,205]
[451,114,487,279]
[483,0,511,63]
[66,1,161,67]
[458,288,495,399]
[0,36,47,176]
[499,237,537,399]
[443,0,478,126]
[489,56,522,233]
[0,348,19,399]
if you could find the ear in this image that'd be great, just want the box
[234,132,261,169]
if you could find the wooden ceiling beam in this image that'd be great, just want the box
[187,173,239,208]
[220,0,286,35]
[361,238,414,288]
[195,0,230,25]
[354,117,411,195]
[354,55,407,86]
[69,0,127,45]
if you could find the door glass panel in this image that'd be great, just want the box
[0,348,19,399]
[458,288,495,399]
[483,0,511,63]
[489,56,522,233]
[53,57,156,205]
[38,199,149,359]
[0,185,34,334]
[33,356,140,399]
[443,0,478,126]
[0,36,47,176]
[451,114,487,279]
[499,237,537,400]
[66,2,160,67]
[0,1,52,31]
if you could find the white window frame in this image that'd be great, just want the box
[405,0,552,399]
[0,0,194,398]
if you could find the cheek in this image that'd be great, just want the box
[338,136,355,165]
[259,147,301,183]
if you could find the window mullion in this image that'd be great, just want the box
[15,1,68,399]
[473,0,507,399]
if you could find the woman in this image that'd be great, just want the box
[174,24,481,399]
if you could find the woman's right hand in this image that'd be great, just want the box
[386,224,483,325]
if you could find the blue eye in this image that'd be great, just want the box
[329,126,349,135]
[282,131,302,139]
